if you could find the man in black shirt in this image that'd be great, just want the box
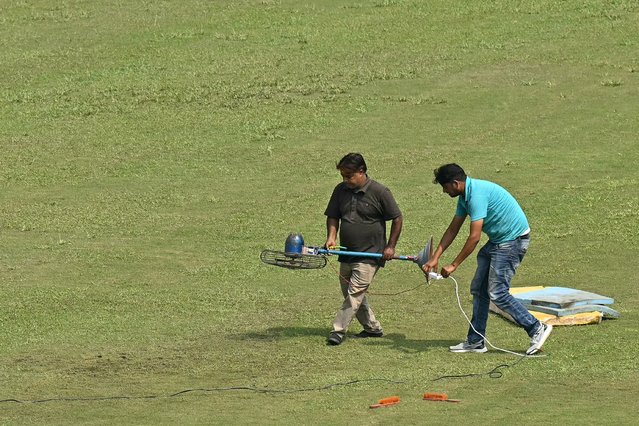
[324,153,403,345]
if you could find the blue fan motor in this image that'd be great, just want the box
[284,233,305,255]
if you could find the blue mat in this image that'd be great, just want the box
[511,286,619,319]
[513,287,614,309]
[520,303,621,318]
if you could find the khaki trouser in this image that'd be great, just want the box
[332,262,382,337]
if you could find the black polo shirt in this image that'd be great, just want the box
[324,178,402,265]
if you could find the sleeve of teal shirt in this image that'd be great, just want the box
[468,192,489,221]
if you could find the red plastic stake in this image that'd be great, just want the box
[423,393,461,403]
[369,396,400,409]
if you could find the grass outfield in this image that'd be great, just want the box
[1,0,638,423]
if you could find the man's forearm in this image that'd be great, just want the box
[434,219,462,259]
[326,217,339,241]
[387,216,403,248]
[438,228,457,253]
[451,236,480,268]
[450,219,482,268]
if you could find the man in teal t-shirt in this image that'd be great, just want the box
[423,164,552,355]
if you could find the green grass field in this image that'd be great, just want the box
[1,0,638,424]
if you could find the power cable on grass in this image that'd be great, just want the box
[3,272,546,404]
[432,353,530,381]
[0,378,405,404]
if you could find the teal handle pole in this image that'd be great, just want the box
[317,248,414,262]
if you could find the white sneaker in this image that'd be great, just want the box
[449,340,487,353]
[527,323,553,355]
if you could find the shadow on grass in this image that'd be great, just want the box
[235,327,457,353]
[237,326,328,340]
[373,333,459,354]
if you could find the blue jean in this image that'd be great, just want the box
[467,236,540,343]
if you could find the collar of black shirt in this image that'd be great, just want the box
[351,177,371,193]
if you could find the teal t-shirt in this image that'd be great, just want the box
[455,177,529,244]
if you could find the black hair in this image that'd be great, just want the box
[336,153,367,173]
[433,163,466,184]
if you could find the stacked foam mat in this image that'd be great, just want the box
[490,286,620,326]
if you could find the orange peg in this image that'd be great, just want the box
[423,393,448,401]
[423,392,461,403]
[369,396,400,409]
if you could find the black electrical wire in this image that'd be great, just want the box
[0,379,405,404]
[1,356,537,405]
[432,353,530,381]
[0,355,534,405]
[2,270,543,405]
